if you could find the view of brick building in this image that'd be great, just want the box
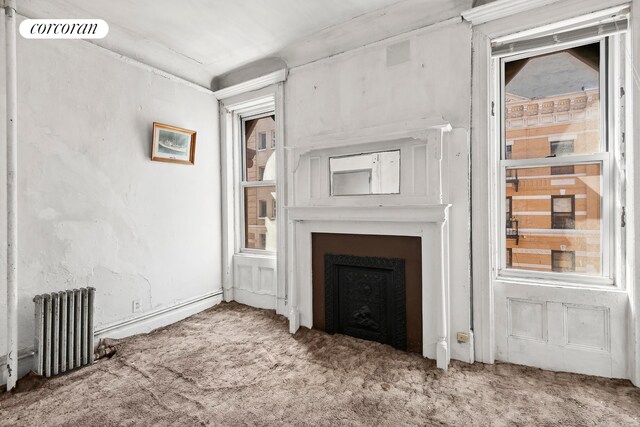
[244,116,276,251]
[504,44,602,275]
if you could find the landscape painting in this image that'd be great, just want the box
[151,122,196,165]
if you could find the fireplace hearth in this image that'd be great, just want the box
[324,254,407,350]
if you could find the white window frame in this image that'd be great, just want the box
[492,23,627,288]
[239,110,276,255]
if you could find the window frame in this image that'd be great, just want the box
[239,111,277,255]
[495,34,623,286]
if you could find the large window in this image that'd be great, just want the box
[499,34,621,281]
[242,115,276,251]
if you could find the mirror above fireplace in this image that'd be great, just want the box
[329,150,400,196]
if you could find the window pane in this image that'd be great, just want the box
[245,116,276,182]
[504,42,601,160]
[505,163,602,275]
[244,185,276,251]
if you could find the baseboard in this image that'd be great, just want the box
[1,290,223,387]
[0,348,35,388]
[233,288,276,310]
[95,290,223,340]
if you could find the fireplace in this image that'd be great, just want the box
[324,254,407,350]
[284,117,454,370]
[311,233,422,353]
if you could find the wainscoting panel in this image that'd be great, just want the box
[495,281,627,378]
[508,299,546,342]
[233,254,277,309]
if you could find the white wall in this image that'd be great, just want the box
[0,16,222,368]
[284,18,473,361]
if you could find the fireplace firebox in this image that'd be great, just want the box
[324,254,407,350]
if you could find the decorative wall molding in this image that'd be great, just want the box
[213,69,288,100]
[289,116,451,160]
[461,0,562,26]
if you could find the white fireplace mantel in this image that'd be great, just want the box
[287,204,450,223]
[285,204,452,370]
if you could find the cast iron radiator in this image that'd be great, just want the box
[33,287,96,377]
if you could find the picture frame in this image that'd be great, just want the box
[151,122,196,165]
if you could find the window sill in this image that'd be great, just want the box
[235,250,276,259]
[496,269,618,290]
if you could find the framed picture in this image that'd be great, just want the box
[151,122,196,165]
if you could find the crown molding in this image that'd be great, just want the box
[213,69,288,100]
[461,0,562,25]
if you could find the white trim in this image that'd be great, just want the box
[491,5,629,44]
[219,83,286,315]
[462,0,562,26]
[213,69,288,100]
[94,291,223,339]
[470,0,632,370]
[287,205,450,224]
[0,348,33,387]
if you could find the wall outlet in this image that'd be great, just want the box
[456,332,470,344]
[132,300,142,313]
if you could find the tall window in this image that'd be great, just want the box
[499,34,619,280]
[242,115,276,251]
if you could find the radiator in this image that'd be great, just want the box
[33,287,96,377]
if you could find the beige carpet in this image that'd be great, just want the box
[1,302,639,426]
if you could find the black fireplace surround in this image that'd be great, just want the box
[324,254,407,350]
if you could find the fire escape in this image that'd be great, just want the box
[506,169,520,244]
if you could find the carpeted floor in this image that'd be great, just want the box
[1,302,639,426]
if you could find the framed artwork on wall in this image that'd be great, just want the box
[151,122,196,165]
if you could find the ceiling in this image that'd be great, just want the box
[19,0,410,88]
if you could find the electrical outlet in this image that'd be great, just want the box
[456,332,470,344]
[132,300,142,313]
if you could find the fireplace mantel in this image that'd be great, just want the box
[287,204,450,223]
[286,204,451,370]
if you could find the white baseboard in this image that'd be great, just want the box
[233,288,276,310]
[2,290,223,387]
[0,348,35,388]
[95,290,223,340]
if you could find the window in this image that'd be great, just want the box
[242,115,277,251]
[259,200,267,218]
[258,132,267,150]
[498,34,620,280]
[549,139,575,157]
[550,165,575,175]
[272,200,276,219]
[551,195,575,229]
[552,251,575,273]
[271,130,276,148]
[505,144,512,160]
